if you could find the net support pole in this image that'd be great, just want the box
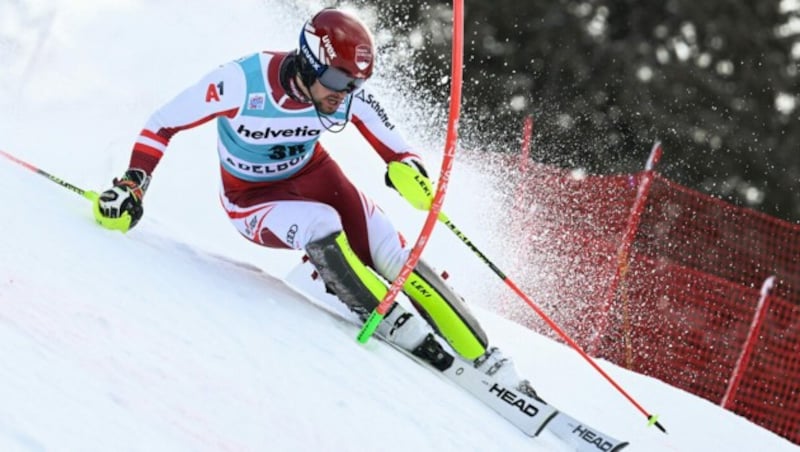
[721,275,776,409]
[589,141,663,356]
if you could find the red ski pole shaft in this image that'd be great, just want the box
[439,213,665,432]
[387,161,665,432]
[0,149,98,201]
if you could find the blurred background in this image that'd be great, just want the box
[360,0,800,222]
[3,0,797,221]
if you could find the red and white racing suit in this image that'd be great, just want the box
[127,51,420,280]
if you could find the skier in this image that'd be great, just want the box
[94,7,538,397]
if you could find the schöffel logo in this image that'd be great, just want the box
[355,91,394,130]
[236,124,320,139]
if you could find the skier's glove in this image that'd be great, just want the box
[385,155,428,190]
[96,168,150,230]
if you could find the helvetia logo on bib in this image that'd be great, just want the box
[236,124,320,139]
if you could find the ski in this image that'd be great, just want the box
[388,339,629,452]
[546,410,629,452]
[440,352,558,437]
[451,358,630,451]
[284,256,629,451]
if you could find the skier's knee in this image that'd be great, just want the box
[304,204,343,244]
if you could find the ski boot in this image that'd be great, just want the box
[375,304,454,371]
[473,346,545,402]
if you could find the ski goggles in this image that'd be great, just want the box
[317,66,366,93]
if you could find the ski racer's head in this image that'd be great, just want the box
[296,8,374,114]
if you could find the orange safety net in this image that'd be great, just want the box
[507,164,800,444]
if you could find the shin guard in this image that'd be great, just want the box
[403,260,489,360]
[305,231,388,321]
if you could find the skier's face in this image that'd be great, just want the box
[310,81,347,115]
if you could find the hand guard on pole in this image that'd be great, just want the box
[93,168,150,232]
[385,155,428,191]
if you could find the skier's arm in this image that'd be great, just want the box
[95,62,245,229]
[349,89,427,179]
[128,62,245,174]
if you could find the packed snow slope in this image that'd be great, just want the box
[0,1,796,451]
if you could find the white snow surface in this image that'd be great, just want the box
[0,1,797,451]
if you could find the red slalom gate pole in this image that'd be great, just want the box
[589,141,663,356]
[357,0,464,342]
[518,115,533,174]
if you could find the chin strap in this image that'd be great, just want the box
[314,96,352,133]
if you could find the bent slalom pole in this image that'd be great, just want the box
[386,161,667,433]
[0,149,132,232]
[357,0,465,343]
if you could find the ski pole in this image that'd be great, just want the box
[0,149,99,201]
[386,161,667,433]
[0,149,132,232]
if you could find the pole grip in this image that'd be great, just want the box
[0,149,131,232]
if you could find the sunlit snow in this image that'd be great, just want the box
[0,1,796,451]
